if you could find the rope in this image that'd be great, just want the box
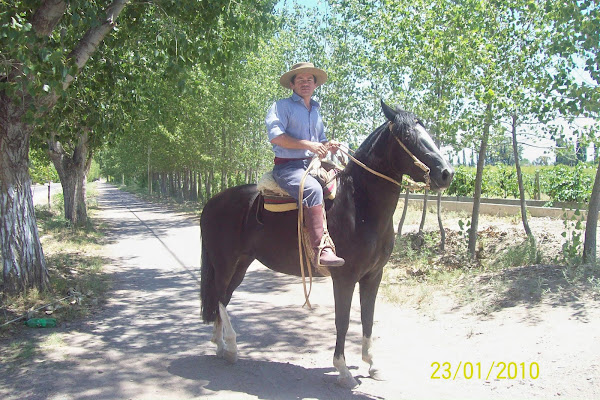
[297,157,321,309]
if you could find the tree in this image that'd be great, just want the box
[547,0,599,263]
[1,0,277,294]
[1,0,130,294]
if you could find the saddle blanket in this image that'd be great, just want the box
[257,161,338,212]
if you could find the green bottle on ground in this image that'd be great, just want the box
[24,318,57,328]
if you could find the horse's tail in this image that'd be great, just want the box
[200,240,219,323]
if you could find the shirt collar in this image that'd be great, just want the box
[291,92,320,109]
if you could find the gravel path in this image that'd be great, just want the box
[1,182,599,399]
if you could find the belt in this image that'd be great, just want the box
[274,157,310,165]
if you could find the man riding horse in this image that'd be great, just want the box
[265,62,345,268]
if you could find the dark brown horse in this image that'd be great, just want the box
[200,101,454,388]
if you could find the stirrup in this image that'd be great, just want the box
[315,245,345,268]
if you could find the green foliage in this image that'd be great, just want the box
[446,163,596,204]
[485,164,520,199]
[29,148,59,184]
[447,166,476,196]
[87,159,101,182]
[496,237,541,268]
[458,219,471,239]
[541,164,594,203]
[560,208,585,266]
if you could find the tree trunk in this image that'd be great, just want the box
[583,162,600,264]
[468,104,492,259]
[0,97,49,294]
[396,187,410,238]
[207,169,214,199]
[160,172,167,197]
[190,171,198,202]
[168,173,175,197]
[198,172,204,204]
[47,130,91,226]
[76,152,93,224]
[437,191,446,251]
[511,115,533,238]
[147,145,152,195]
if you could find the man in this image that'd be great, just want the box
[265,62,345,268]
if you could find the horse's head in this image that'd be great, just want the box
[381,101,454,191]
[381,101,454,190]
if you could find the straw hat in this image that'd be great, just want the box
[279,62,328,89]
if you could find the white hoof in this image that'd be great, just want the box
[337,374,359,389]
[224,350,238,364]
[215,347,225,358]
[369,367,385,381]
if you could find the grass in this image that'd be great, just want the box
[383,203,600,314]
[1,182,111,337]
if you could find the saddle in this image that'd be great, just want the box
[257,160,339,212]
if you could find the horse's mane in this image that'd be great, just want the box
[353,123,388,159]
[353,109,416,160]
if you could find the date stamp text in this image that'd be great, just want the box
[431,361,540,380]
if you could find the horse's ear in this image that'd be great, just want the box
[381,100,397,122]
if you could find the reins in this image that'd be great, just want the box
[297,122,431,308]
[336,122,431,190]
[298,157,320,309]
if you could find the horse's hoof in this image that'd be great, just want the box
[223,350,238,364]
[369,367,385,381]
[215,348,225,358]
[336,374,359,389]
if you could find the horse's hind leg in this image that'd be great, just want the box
[218,302,238,363]
[213,256,253,363]
[211,315,225,358]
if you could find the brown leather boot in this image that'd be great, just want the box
[304,205,345,267]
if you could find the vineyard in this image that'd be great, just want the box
[447,163,598,205]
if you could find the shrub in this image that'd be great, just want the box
[446,166,476,196]
[542,164,594,203]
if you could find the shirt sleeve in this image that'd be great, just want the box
[266,101,287,142]
[318,113,328,143]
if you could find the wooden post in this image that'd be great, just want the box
[535,170,540,200]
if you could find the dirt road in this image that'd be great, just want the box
[1,182,599,399]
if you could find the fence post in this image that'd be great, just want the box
[535,171,541,200]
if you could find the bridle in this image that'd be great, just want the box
[336,122,431,190]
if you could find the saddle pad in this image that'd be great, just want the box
[257,165,338,213]
[263,194,298,212]
[257,172,298,212]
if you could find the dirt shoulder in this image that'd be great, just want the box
[1,182,599,399]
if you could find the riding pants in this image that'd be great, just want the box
[272,159,323,208]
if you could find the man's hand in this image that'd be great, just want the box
[326,140,341,154]
[309,142,329,159]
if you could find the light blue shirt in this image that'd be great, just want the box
[266,92,327,159]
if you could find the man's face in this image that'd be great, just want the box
[290,72,317,98]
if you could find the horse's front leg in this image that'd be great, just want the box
[359,270,384,380]
[333,279,358,388]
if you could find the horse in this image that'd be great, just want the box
[199,100,454,388]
